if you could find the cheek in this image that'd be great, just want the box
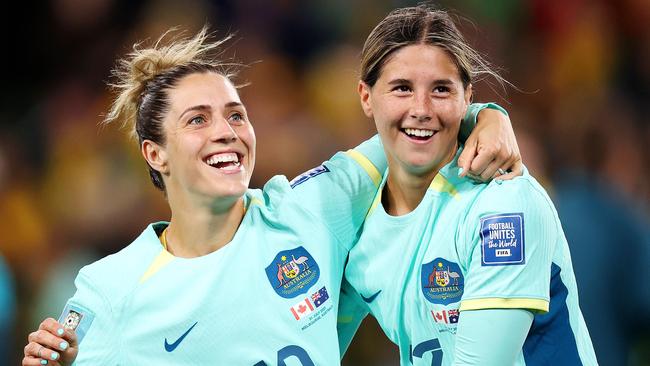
[243,125,256,150]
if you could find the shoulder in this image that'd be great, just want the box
[76,223,167,301]
[469,174,557,219]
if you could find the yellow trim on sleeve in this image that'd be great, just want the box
[429,174,459,199]
[460,298,549,313]
[345,149,381,187]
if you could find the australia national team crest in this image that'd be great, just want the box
[265,246,320,299]
[421,258,464,305]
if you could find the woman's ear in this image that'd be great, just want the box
[358,81,374,118]
[464,83,473,106]
[142,140,169,175]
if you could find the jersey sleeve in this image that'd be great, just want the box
[454,308,533,365]
[457,178,556,313]
[458,102,509,143]
[289,135,386,250]
[336,276,370,356]
[59,269,118,364]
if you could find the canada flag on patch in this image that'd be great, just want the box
[290,298,315,320]
[431,309,460,324]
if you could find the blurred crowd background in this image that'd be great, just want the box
[1,0,649,364]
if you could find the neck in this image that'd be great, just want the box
[383,147,457,216]
[383,170,433,216]
[165,194,246,258]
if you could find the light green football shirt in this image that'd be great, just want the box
[59,137,386,365]
[340,150,598,365]
[58,103,491,365]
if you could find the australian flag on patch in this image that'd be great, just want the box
[311,286,329,307]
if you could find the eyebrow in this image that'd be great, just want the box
[178,102,245,120]
[179,105,211,120]
[386,78,455,85]
[387,78,412,85]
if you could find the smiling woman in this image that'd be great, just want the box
[21,24,523,365]
[339,5,598,366]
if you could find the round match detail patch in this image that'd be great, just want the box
[265,246,320,299]
[421,258,464,305]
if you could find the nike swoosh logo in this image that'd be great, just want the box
[164,321,198,352]
[360,290,382,303]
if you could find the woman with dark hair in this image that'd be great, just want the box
[339,6,597,365]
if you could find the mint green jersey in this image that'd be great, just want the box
[340,150,597,365]
[59,137,386,365]
[57,103,492,365]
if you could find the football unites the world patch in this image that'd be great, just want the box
[421,258,464,305]
[265,246,320,298]
[289,165,330,188]
[58,303,95,343]
[480,213,525,266]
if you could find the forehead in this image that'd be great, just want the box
[379,44,461,82]
[168,72,241,110]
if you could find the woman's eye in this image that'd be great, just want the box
[189,116,205,125]
[433,86,450,93]
[393,85,411,93]
[229,112,245,123]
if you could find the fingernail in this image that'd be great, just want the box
[60,341,68,350]
[57,328,64,336]
[40,360,48,365]
[458,167,464,176]
[51,352,59,360]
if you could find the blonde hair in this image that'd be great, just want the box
[103,26,239,190]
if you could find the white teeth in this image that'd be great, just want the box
[206,153,240,166]
[404,128,434,137]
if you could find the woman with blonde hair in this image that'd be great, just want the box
[22,25,519,365]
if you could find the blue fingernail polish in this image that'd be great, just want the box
[51,352,59,360]
[458,167,464,176]
[57,328,64,336]
[40,360,48,365]
[60,341,68,350]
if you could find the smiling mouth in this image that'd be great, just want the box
[401,128,436,141]
[205,152,242,171]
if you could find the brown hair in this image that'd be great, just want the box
[360,5,506,90]
[104,27,240,191]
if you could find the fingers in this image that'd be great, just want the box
[30,321,71,354]
[39,318,72,341]
[22,355,61,365]
[478,159,504,181]
[457,136,477,177]
[496,159,523,181]
[23,341,62,364]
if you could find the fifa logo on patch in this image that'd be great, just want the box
[265,246,320,298]
[421,258,464,305]
[63,310,83,331]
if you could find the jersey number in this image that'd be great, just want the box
[410,338,443,366]
[254,345,315,366]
